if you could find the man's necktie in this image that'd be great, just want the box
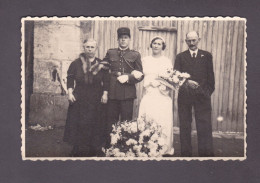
[192,53,196,58]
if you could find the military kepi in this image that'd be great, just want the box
[117,27,131,38]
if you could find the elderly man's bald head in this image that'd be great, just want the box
[186,31,200,39]
[185,31,200,51]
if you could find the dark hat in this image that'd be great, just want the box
[117,27,131,38]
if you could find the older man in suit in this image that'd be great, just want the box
[174,31,215,157]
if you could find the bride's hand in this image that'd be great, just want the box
[159,85,166,91]
[151,80,160,87]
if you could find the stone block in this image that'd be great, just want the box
[29,93,55,126]
[28,93,69,127]
[33,59,62,94]
[53,95,69,124]
[34,21,81,61]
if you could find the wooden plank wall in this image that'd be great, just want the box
[176,20,245,132]
[80,19,245,132]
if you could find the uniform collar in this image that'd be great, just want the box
[118,47,130,51]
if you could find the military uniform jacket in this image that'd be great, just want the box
[103,48,143,100]
[174,49,215,98]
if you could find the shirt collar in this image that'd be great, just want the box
[189,49,198,57]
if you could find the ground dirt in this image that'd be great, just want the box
[25,126,244,157]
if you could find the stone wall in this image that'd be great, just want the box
[33,21,82,94]
[29,21,83,126]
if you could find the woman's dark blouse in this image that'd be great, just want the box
[67,57,109,99]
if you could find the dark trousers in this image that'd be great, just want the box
[178,95,214,157]
[104,99,134,147]
[107,99,134,123]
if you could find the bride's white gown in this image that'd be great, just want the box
[138,55,174,155]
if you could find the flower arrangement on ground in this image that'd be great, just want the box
[103,116,168,157]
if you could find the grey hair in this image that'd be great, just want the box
[83,38,98,47]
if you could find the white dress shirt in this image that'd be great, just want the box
[189,49,198,58]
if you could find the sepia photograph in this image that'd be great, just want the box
[21,17,246,160]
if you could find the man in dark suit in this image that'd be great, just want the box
[103,27,143,146]
[174,31,215,157]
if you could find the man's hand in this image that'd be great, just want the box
[117,75,129,84]
[101,91,108,104]
[131,70,143,80]
[187,80,199,89]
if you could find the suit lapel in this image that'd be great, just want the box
[197,49,202,59]
[183,50,192,61]
[196,49,205,63]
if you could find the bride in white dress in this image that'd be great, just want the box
[138,36,174,155]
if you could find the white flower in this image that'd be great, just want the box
[121,124,126,130]
[126,139,138,146]
[147,141,158,151]
[138,152,148,157]
[117,152,126,157]
[180,72,190,78]
[149,149,159,157]
[141,130,151,137]
[138,122,145,131]
[172,75,180,83]
[130,124,138,133]
[150,122,158,130]
[126,150,135,157]
[151,133,159,141]
[138,136,144,144]
[106,147,116,156]
[175,70,181,76]
[158,137,166,146]
[110,134,120,145]
[112,148,120,154]
[112,124,116,130]
[159,145,168,154]
[133,145,142,152]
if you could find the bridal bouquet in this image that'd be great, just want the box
[103,117,168,157]
[158,68,190,90]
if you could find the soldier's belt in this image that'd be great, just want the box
[111,71,130,76]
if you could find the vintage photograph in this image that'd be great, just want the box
[21,17,246,160]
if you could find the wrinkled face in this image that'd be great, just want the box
[185,32,200,51]
[152,38,164,55]
[83,41,97,58]
[118,35,130,49]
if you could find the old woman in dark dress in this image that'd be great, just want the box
[63,39,109,157]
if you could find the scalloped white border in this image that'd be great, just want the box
[21,16,247,161]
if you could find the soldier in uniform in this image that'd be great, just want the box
[103,27,143,146]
